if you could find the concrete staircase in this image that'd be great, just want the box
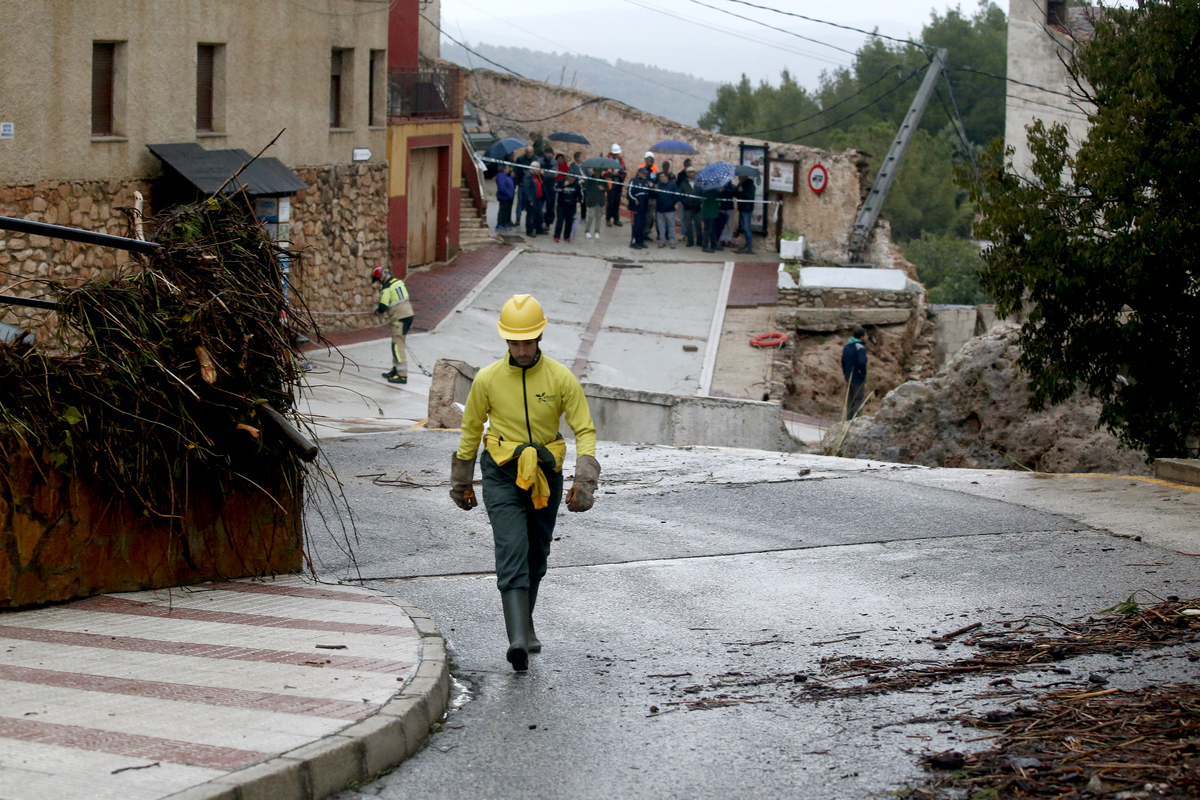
[459,182,493,251]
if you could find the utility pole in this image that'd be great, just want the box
[847,48,948,264]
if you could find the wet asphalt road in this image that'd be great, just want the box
[312,430,1200,800]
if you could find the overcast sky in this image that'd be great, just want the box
[439,0,1010,90]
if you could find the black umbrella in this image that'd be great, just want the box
[548,131,590,145]
[735,165,761,178]
[580,157,621,170]
[484,138,528,161]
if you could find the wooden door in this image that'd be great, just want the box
[407,147,439,266]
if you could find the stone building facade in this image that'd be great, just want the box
[1,0,392,337]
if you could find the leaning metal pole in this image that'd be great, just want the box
[846,48,948,264]
[0,215,161,255]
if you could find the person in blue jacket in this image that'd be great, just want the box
[841,327,869,419]
[495,165,515,231]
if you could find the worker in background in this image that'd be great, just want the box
[449,294,601,672]
[604,143,626,227]
[372,265,413,385]
[841,327,869,419]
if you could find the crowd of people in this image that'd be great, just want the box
[491,136,760,255]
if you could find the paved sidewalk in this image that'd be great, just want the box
[0,575,449,800]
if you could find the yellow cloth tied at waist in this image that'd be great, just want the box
[485,433,566,510]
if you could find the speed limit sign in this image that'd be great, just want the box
[808,164,828,193]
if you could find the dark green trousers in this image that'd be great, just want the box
[481,446,563,593]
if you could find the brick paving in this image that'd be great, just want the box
[0,575,438,800]
[727,262,779,307]
[299,244,513,351]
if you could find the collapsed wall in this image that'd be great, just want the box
[767,269,933,419]
[838,325,1150,474]
[465,68,915,272]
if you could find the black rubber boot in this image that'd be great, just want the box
[527,582,542,654]
[501,590,531,671]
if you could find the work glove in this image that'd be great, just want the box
[565,454,601,513]
[450,454,478,510]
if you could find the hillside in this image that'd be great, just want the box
[440,41,719,127]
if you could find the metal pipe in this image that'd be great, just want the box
[0,215,161,256]
[258,403,319,463]
[0,293,59,311]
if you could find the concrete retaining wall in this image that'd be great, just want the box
[427,359,798,452]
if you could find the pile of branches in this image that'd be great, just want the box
[916,684,1200,798]
[799,597,1200,701]
[0,194,319,521]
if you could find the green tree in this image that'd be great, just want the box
[968,1,1200,459]
[697,70,821,141]
[698,2,1006,241]
[902,232,988,305]
[827,122,972,241]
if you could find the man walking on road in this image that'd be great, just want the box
[449,295,601,672]
[371,266,414,384]
[842,327,869,419]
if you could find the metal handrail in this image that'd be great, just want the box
[0,215,161,255]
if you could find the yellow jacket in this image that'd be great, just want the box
[457,350,597,467]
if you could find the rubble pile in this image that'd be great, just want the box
[838,325,1150,474]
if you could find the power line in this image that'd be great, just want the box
[619,0,849,69]
[421,13,526,78]
[780,64,924,143]
[946,65,1083,102]
[719,63,911,137]
[701,0,931,52]
[678,0,860,57]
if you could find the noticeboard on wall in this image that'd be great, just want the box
[739,144,769,234]
[767,160,799,195]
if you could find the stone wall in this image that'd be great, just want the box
[2,161,390,339]
[1,178,150,338]
[287,162,390,333]
[465,68,912,271]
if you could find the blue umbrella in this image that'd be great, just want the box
[650,139,698,155]
[484,137,527,161]
[693,161,735,191]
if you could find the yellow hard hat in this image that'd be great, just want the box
[497,294,547,340]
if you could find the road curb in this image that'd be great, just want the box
[162,601,451,800]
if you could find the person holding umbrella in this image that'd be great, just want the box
[735,175,756,254]
[583,168,606,239]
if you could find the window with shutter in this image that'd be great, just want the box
[92,42,115,136]
[197,45,215,132]
[330,50,343,128]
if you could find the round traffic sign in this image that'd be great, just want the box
[808,164,828,193]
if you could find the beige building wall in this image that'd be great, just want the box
[418,0,441,60]
[1004,0,1094,177]
[0,0,389,187]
